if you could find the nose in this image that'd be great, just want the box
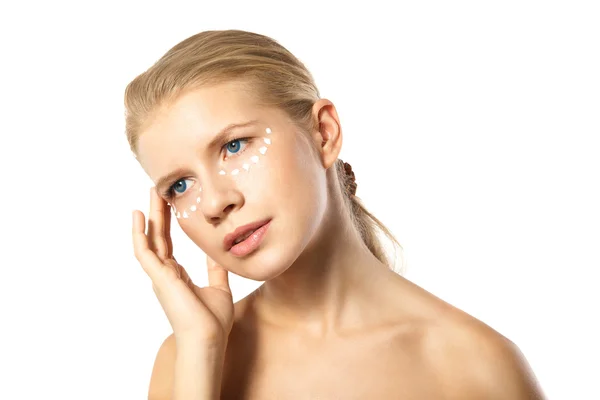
[199,174,244,224]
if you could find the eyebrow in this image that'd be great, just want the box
[154,119,260,192]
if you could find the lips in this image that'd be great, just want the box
[223,218,271,251]
[234,229,256,244]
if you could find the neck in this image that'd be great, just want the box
[249,198,394,337]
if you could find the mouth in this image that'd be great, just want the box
[234,229,257,245]
[224,218,272,251]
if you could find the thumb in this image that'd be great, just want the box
[206,255,231,294]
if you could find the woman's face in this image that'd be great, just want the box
[136,81,329,281]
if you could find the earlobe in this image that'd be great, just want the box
[312,99,343,169]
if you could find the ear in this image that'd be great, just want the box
[310,99,343,169]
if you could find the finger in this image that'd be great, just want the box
[132,209,165,282]
[148,187,169,260]
[178,264,194,288]
[206,255,231,294]
[164,198,174,259]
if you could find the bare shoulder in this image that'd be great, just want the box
[398,280,547,399]
[147,333,177,400]
[422,315,546,399]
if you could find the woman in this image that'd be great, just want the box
[128,30,544,399]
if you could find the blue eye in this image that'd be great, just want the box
[225,138,249,157]
[173,179,187,193]
[168,178,193,199]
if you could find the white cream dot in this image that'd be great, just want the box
[190,205,196,211]
[196,197,201,203]
[259,146,267,155]
[264,138,271,145]
[219,170,226,175]
[176,212,181,218]
[242,163,250,171]
[231,169,240,175]
[265,128,271,134]
[183,211,189,218]
[251,155,259,163]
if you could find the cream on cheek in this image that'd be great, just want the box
[168,127,274,220]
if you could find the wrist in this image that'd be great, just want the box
[172,343,226,400]
[174,334,228,354]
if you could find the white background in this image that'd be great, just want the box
[0,1,598,399]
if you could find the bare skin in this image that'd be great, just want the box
[221,279,543,399]
[135,81,545,399]
[151,275,544,399]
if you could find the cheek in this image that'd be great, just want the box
[177,219,210,247]
[265,138,325,212]
[231,136,287,194]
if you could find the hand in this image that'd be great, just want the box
[131,187,234,348]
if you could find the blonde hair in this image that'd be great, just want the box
[124,29,404,273]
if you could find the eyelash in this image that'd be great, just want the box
[162,136,251,200]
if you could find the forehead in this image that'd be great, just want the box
[136,81,268,177]
[141,81,261,149]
